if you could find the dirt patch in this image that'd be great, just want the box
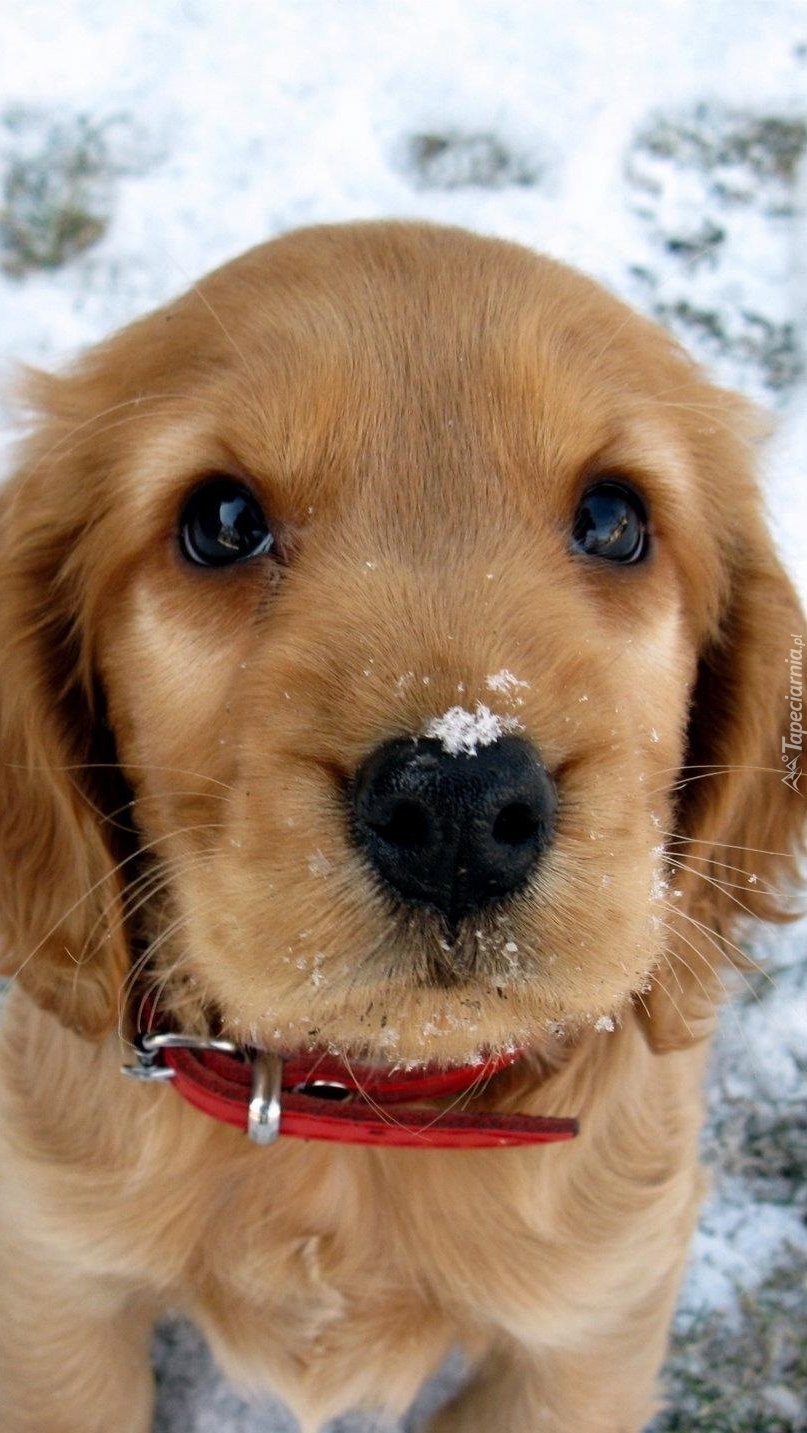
[405,130,541,189]
[0,106,154,275]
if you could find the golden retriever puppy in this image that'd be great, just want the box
[0,221,803,1433]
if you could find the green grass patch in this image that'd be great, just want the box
[653,1250,807,1432]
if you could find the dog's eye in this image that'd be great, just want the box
[179,479,274,567]
[571,481,648,564]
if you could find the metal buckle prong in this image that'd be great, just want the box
[248,1052,284,1145]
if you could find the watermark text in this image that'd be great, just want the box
[782,633,803,792]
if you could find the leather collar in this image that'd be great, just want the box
[122,1024,579,1149]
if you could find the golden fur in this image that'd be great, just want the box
[0,222,803,1432]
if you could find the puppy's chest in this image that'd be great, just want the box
[197,1168,435,1333]
[222,1230,354,1344]
[189,1168,460,1406]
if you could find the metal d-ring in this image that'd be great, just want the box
[248,1051,284,1145]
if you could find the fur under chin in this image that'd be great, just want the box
[148,930,658,1069]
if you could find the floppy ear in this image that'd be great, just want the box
[643,507,805,1051]
[0,389,133,1037]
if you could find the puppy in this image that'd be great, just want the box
[0,221,803,1433]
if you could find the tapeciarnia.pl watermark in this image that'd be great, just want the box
[782,633,803,792]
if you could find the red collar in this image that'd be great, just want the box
[122,1027,578,1150]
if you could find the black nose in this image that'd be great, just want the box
[350,735,556,926]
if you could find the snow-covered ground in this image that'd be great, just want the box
[1,3,805,1430]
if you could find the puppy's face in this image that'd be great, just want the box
[82,224,721,1065]
[7,223,799,1063]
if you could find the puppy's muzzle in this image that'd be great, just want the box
[350,735,556,927]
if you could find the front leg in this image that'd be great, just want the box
[424,1335,663,1433]
[0,1233,156,1433]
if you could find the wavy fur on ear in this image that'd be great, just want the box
[642,407,805,1052]
[0,380,133,1037]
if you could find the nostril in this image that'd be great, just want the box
[491,801,541,848]
[351,734,556,923]
[371,799,432,851]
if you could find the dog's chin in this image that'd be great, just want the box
[163,906,653,1067]
[207,970,633,1070]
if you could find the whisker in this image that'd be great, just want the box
[85,850,217,971]
[101,787,232,830]
[412,1052,513,1133]
[663,902,772,996]
[6,823,224,986]
[654,914,731,1002]
[662,847,780,884]
[117,954,154,1034]
[648,399,756,451]
[24,402,215,489]
[11,392,194,495]
[653,762,789,776]
[4,761,234,792]
[127,895,221,1039]
[652,765,791,800]
[185,284,253,374]
[667,860,779,897]
[338,1051,411,1133]
[632,984,653,1024]
[651,926,686,997]
[664,855,783,917]
[653,917,755,1047]
[643,965,695,1042]
[656,827,800,862]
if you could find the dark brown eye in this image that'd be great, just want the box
[179,479,274,567]
[572,481,648,564]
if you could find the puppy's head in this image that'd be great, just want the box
[0,223,802,1061]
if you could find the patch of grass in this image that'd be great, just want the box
[718,1106,807,1214]
[651,943,807,1431]
[0,106,152,275]
[406,130,541,189]
[625,101,807,395]
[652,1250,807,1432]
[653,301,802,392]
[639,108,807,185]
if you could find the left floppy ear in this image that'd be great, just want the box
[642,453,805,1052]
[0,379,134,1037]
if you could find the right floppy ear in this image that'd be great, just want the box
[0,385,132,1037]
[638,415,805,1053]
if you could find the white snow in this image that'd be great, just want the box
[307,850,332,878]
[485,669,530,697]
[1,2,805,1429]
[594,1014,616,1033]
[423,703,522,755]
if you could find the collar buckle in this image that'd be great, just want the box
[121,1030,240,1083]
[123,1033,285,1147]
